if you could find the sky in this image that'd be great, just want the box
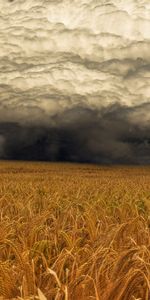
[0,0,150,163]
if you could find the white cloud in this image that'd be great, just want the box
[0,0,149,126]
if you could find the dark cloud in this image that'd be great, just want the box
[0,104,150,164]
[0,0,150,164]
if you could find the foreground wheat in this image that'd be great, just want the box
[0,161,150,300]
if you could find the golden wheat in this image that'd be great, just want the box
[0,161,150,299]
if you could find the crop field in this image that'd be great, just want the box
[0,161,150,300]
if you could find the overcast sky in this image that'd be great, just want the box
[0,0,150,163]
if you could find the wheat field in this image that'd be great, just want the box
[0,161,150,300]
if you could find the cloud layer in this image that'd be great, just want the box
[0,0,150,163]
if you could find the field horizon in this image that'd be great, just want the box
[0,161,150,299]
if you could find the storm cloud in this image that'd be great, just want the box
[0,0,150,163]
[1,103,150,164]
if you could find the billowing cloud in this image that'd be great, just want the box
[0,0,150,163]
